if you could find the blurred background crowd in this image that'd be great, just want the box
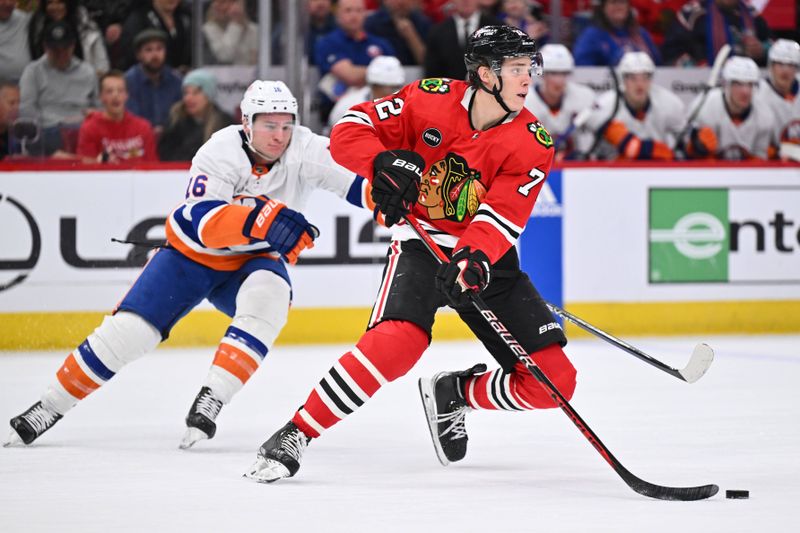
[0,0,798,163]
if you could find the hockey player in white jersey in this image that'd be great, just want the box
[5,81,376,450]
[584,52,684,160]
[692,56,777,160]
[757,39,800,161]
[523,44,596,160]
[328,56,405,130]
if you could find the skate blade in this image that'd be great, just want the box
[417,377,450,467]
[179,427,209,450]
[3,429,25,448]
[243,457,291,483]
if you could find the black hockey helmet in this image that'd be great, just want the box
[465,25,542,84]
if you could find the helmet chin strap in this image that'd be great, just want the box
[477,70,513,118]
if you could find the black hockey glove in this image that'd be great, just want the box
[371,149,424,227]
[435,247,491,307]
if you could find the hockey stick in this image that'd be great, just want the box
[675,44,731,152]
[404,214,719,501]
[544,303,714,384]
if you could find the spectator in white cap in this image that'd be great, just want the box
[328,55,405,129]
[158,69,235,161]
[757,39,800,160]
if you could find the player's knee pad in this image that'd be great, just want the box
[356,320,429,382]
[206,271,290,401]
[516,344,577,406]
[232,270,290,348]
[87,311,161,372]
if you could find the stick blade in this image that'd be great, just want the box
[679,343,715,384]
[630,479,720,501]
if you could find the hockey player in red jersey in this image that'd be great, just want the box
[245,25,578,483]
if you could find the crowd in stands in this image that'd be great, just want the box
[0,0,798,163]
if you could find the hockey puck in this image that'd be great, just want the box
[725,490,749,499]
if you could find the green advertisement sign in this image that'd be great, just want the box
[649,189,729,283]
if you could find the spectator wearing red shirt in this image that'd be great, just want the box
[77,70,157,163]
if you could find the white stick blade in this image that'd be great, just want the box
[679,343,715,383]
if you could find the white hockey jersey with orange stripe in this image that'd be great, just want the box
[585,84,685,159]
[692,88,777,160]
[165,125,373,271]
[757,79,800,147]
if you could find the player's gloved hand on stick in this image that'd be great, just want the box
[245,198,319,264]
[371,149,425,227]
[689,126,718,157]
[435,247,491,306]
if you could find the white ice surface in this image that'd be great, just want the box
[1,335,799,532]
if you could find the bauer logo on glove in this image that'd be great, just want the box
[372,149,425,227]
[244,198,319,264]
[254,199,282,231]
[390,158,423,178]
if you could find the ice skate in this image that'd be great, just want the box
[418,364,486,466]
[244,421,310,483]
[5,401,63,447]
[179,386,223,449]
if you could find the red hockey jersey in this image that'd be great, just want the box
[330,78,554,264]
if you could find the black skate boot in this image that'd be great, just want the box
[418,363,487,466]
[179,386,223,449]
[244,421,310,483]
[5,401,63,446]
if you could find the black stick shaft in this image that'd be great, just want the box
[404,215,718,501]
[545,303,686,381]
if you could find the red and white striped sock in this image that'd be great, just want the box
[464,344,578,411]
[292,320,428,437]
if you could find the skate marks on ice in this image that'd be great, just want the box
[1,336,798,532]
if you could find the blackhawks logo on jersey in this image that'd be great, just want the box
[418,152,486,222]
[418,78,451,94]
[528,121,553,149]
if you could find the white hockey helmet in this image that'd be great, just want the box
[616,52,656,76]
[722,56,760,84]
[540,44,574,73]
[366,55,405,86]
[768,39,800,67]
[240,80,298,130]
[240,80,297,159]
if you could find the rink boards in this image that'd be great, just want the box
[1,163,799,349]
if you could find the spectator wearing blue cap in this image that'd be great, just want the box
[158,69,234,161]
